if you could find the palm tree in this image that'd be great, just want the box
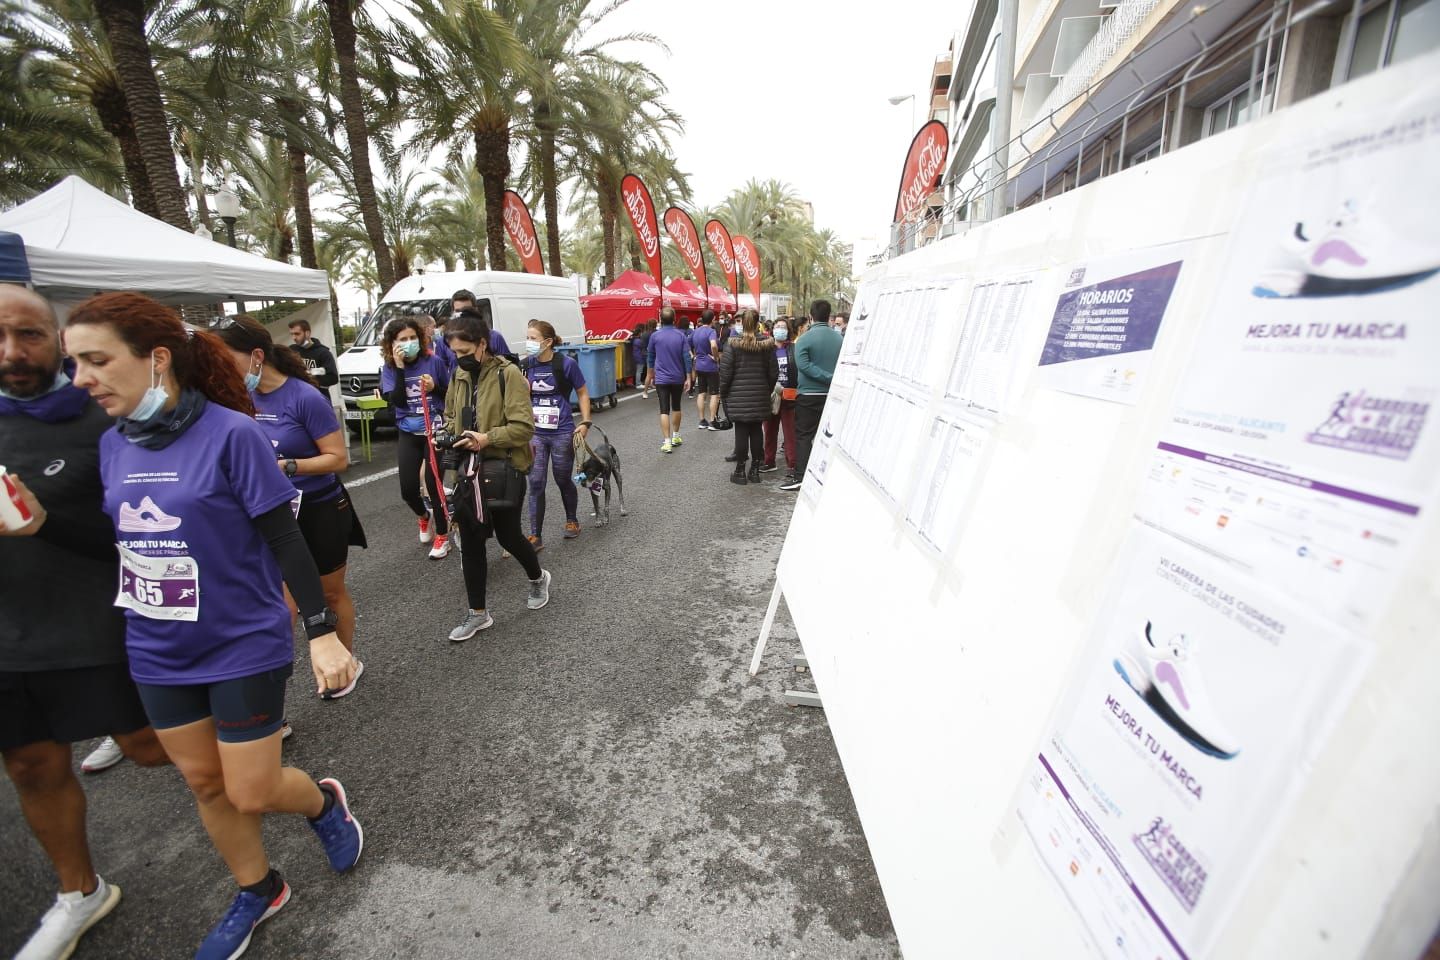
[430,158,490,271]
[90,0,189,227]
[317,0,397,290]
[323,170,442,280]
[569,63,685,284]
[517,0,666,278]
[0,17,123,203]
[400,0,523,275]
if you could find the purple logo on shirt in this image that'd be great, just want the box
[118,496,182,533]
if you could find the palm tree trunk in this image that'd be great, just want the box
[535,98,562,277]
[89,81,158,218]
[323,0,395,291]
[600,206,616,285]
[472,116,511,273]
[92,0,189,229]
[284,132,319,270]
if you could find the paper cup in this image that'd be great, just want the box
[0,467,35,529]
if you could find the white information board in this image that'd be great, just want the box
[769,52,1440,960]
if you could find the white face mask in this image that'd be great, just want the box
[129,352,168,421]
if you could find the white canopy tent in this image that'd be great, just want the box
[0,177,347,435]
[0,176,330,305]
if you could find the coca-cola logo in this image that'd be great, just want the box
[707,223,736,274]
[665,212,703,271]
[628,298,656,307]
[897,126,948,222]
[623,182,659,259]
[734,242,759,281]
[503,197,537,258]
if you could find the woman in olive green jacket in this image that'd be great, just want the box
[441,311,551,642]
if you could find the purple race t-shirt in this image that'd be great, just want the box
[380,353,448,434]
[252,376,343,499]
[100,403,298,685]
[692,326,719,373]
[524,354,587,435]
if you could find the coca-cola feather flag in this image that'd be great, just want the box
[620,174,663,291]
[732,234,761,310]
[893,120,949,224]
[501,190,544,274]
[663,207,708,304]
[704,219,739,303]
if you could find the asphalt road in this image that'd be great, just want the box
[0,386,901,960]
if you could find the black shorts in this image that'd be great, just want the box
[296,488,356,575]
[655,383,684,414]
[135,665,292,744]
[0,663,150,751]
[694,371,720,395]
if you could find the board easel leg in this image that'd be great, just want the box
[749,577,784,677]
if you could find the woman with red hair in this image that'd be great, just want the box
[60,293,364,960]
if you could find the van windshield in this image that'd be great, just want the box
[354,298,492,347]
[354,299,453,347]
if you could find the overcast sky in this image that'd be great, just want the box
[335,0,965,316]
[593,0,962,266]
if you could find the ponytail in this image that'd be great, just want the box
[67,293,254,416]
[213,314,317,387]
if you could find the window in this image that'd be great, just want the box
[1202,73,1276,139]
[932,108,950,125]
[1345,0,1440,79]
[1128,140,1162,167]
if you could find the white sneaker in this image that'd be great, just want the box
[15,875,122,960]
[80,737,124,774]
[449,610,494,642]
[1114,621,1241,759]
[417,515,434,544]
[428,534,452,560]
[527,569,552,610]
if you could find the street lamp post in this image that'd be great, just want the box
[214,188,241,248]
[887,93,917,132]
[213,188,244,313]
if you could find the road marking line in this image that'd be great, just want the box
[347,466,399,488]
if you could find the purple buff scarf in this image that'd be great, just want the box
[0,359,92,423]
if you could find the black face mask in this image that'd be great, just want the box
[457,354,482,373]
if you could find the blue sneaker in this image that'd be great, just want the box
[195,883,290,960]
[308,778,363,872]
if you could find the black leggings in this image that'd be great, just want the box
[732,420,765,464]
[397,430,448,535]
[456,503,542,610]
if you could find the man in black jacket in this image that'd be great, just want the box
[1,284,168,960]
[289,317,339,390]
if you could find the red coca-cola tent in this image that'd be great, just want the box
[580,270,706,340]
[706,284,738,314]
[666,278,711,308]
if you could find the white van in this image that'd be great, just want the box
[338,270,584,429]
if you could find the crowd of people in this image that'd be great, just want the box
[0,281,846,960]
[627,300,846,491]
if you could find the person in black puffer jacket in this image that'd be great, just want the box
[718,309,780,485]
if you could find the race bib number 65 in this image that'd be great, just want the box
[115,544,200,621]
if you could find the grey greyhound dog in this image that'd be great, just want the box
[572,422,627,525]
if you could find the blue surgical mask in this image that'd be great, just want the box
[400,340,420,361]
[774,327,788,342]
[129,352,168,422]
[732,324,742,335]
[524,340,543,356]
[243,358,261,392]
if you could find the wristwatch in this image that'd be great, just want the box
[283,458,298,478]
[303,608,339,640]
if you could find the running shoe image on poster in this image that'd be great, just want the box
[1113,621,1241,760]
[1251,200,1440,299]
